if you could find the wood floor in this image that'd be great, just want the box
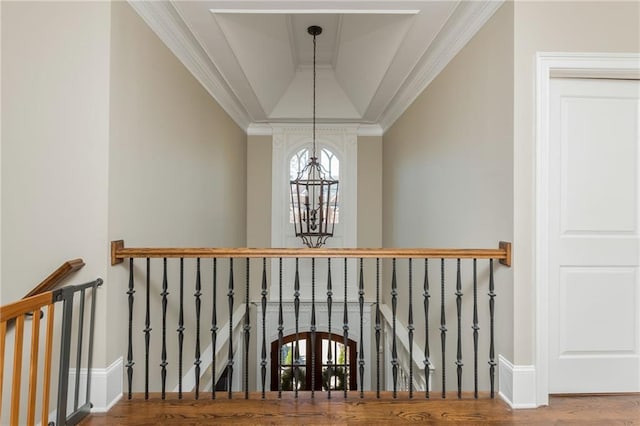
[81,392,640,425]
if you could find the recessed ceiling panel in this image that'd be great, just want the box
[289,14,339,66]
[213,13,295,115]
[335,14,415,115]
[270,68,361,120]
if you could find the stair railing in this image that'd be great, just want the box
[111,240,510,400]
[0,278,102,426]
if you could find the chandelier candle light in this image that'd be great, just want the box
[290,25,339,248]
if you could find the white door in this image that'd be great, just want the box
[548,77,640,393]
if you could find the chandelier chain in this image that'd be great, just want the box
[312,31,317,159]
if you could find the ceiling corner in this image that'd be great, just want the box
[127,0,253,131]
[378,0,505,132]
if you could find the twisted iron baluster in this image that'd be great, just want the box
[261,258,268,399]
[343,258,349,399]
[455,259,463,399]
[440,258,446,399]
[161,258,169,400]
[489,259,496,398]
[424,259,430,399]
[358,258,365,398]
[473,258,479,399]
[408,258,414,399]
[311,258,317,397]
[195,258,202,399]
[227,259,234,399]
[327,258,333,399]
[244,258,250,399]
[391,258,398,398]
[278,258,283,398]
[211,258,217,399]
[126,258,134,400]
[144,258,151,400]
[294,259,301,398]
[375,258,381,398]
[178,258,184,399]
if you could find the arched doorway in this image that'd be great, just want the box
[270,332,357,391]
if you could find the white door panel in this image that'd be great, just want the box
[549,78,640,393]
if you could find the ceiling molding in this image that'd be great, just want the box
[378,0,504,132]
[127,0,252,130]
[357,124,384,137]
[247,123,274,136]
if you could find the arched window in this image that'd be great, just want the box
[289,147,340,224]
[271,332,356,391]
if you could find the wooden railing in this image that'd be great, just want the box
[111,240,511,401]
[0,278,102,426]
[23,258,85,299]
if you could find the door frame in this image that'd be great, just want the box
[535,52,640,406]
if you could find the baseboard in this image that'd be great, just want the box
[498,355,537,409]
[68,356,123,413]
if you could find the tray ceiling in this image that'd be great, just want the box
[128,1,504,134]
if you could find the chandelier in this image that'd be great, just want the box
[290,25,339,248]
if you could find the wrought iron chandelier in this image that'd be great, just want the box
[290,25,339,248]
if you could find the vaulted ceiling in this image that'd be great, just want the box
[129,1,503,134]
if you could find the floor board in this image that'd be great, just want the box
[80,392,640,425]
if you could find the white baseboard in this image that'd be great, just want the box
[498,355,536,409]
[68,356,123,413]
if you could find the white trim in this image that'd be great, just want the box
[378,0,504,131]
[67,356,123,413]
[210,9,420,15]
[127,1,251,131]
[247,123,273,136]
[535,52,640,407]
[357,124,384,137]
[498,355,536,409]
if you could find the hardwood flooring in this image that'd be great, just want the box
[81,392,640,425]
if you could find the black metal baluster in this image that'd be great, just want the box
[278,258,283,398]
[358,258,365,398]
[178,258,184,399]
[73,288,86,411]
[473,258,479,399]
[126,258,134,399]
[455,259,463,399]
[440,258,446,399]
[294,258,300,398]
[391,258,398,398]
[424,259,430,399]
[145,258,151,400]
[327,258,333,399]
[343,258,349,399]
[408,258,414,399]
[489,259,496,398]
[195,258,202,399]
[161,258,169,400]
[227,258,234,399]
[311,258,316,397]
[261,258,268,399]
[375,258,381,398]
[211,258,217,400]
[244,258,250,400]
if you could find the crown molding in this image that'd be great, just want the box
[127,0,252,131]
[247,123,273,136]
[378,0,504,132]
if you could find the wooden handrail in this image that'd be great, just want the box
[23,258,85,299]
[111,240,511,266]
[1,292,54,323]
